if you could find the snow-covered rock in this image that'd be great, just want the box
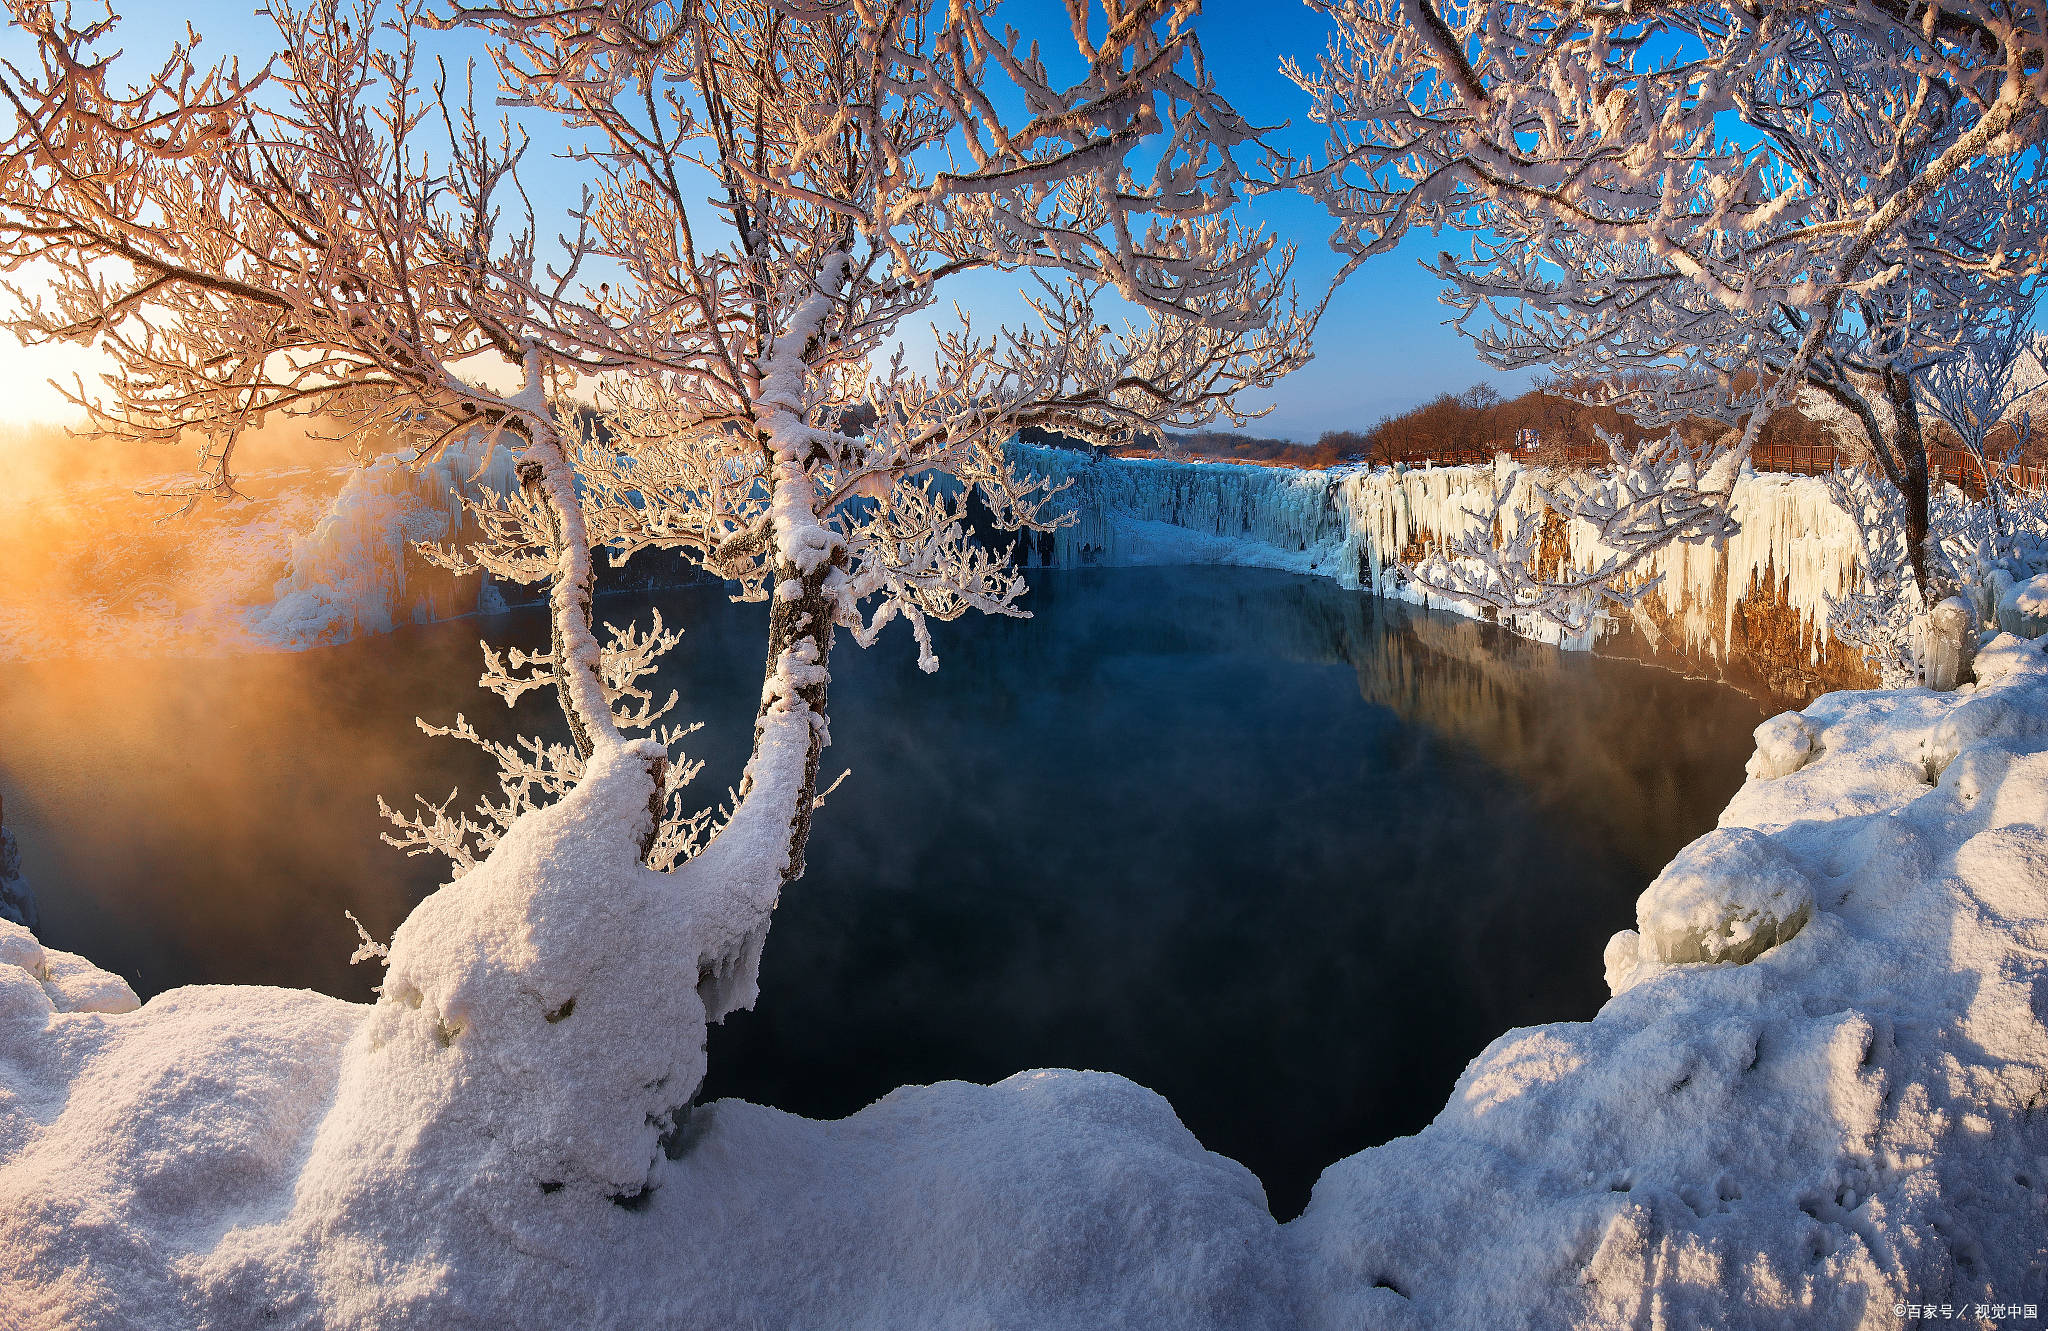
[1628,827,1815,968]
[1744,711,1818,779]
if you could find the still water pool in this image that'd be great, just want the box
[0,566,1762,1215]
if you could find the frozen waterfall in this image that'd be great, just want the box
[1008,442,1866,679]
[250,436,522,648]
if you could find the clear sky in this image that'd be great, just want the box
[0,0,1525,436]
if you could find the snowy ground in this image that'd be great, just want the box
[3,625,2046,1325]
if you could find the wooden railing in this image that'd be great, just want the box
[1928,448,2048,497]
[1746,440,1844,475]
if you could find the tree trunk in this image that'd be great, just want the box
[747,556,835,886]
[518,456,598,761]
[1882,367,1936,599]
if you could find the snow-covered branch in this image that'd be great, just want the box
[1291,0,2048,618]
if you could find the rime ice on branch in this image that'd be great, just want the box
[1288,0,2048,627]
[0,0,1311,1205]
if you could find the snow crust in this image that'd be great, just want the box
[5,628,2048,1325]
[1010,444,1862,663]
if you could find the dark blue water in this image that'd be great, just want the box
[0,566,1761,1215]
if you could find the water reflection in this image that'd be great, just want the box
[0,566,1761,1217]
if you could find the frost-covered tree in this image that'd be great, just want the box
[1288,0,2048,627]
[399,0,1314,884]
[0,0,1307,1211]
[1919,285,2044,540]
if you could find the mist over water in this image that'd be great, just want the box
[0,565,1762,1216]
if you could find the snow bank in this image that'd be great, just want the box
[1010,444,1864,669]
[248,437,520,648]
[0,740,1292,1329]
[6,638,2048,1325]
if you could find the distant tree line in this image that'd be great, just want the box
[1022,379,1877,473]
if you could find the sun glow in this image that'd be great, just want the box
[0,263,118,426]
[0,333,112,427]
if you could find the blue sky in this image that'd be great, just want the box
[0,1,1523,437]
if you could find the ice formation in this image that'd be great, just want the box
[1998,572,2048,638]
[0,462,346,661]
[0,433,532,660]
[0,825,37,931]
[1009,444,1865,667]
[1914,595,1980,693]
[249,437,521,648]
[1745,711,1819,780]
[6,623,2048,1325]
[1618,826,1815,968]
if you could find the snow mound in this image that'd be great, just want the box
[1745,711,1818,779]
[0,918,138,1014]
[644,1073,1292,1331]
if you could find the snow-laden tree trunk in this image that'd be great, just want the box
[0,0,1316,1249]
[751,559,835,885]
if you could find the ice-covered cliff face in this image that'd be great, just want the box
[1009,444,1869,693]
[250,438,522,648]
